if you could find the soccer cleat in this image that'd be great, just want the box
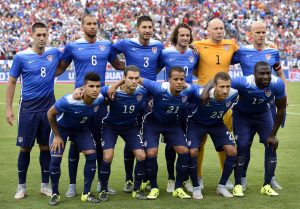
[183,180,193,193]
[192,186,203,200]
[233,184,244,197]
[123,180,133,193]
[241,177,247,191]
[225,180,234,190]
[81,192,100,203]
[48,194,60,206]
[98,190,109,201]
[147,188,159,200]
[141,180,151,192]
[260,184,279,196]
[166,179,175,193]
[14,184,26,200]
[97,182,117,195]
[40,183,52,197]
[198,177,204,190]
[65,184,76,198]
[216,184,233,198]
[132,190,147,200]
[270,177,282,190]
[173,188,191,199]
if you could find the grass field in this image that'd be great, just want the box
[0,83,299,209]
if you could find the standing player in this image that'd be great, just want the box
[192,18,239,189]
[47,73,104,205]
[231,21,287,190]
[98,66,149,201]
[158,23,198,193]
[6,22,62,199]
[187,72,239,199]
[110,15,164,192]
[230,61,286,197]
[56,13,120,196]
[140,67,195,200]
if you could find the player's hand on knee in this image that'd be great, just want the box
[51,136,65,153]
[267,135,278,152]
[6,109,15,126]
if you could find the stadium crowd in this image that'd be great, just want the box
[0,0,299,60]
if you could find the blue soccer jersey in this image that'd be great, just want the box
[141,78,196,124]
[10,47,62,112]
[62,38,114,87]
[54,94,105,128]
[190,86,239,125]
[111,38,164,80]
[101,85,149,125]
[159,47,198,84]
[232,45,281,76]
[231,75,286,114]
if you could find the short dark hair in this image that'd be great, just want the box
[168,66,185,78]
[81,13,96,24]
[170,23,193,45]
[137,15,153,27]
[254,61,270,73]
[84,72,100,84]
[124,65,140,76]
[32,22,47,33]
[214,72,231,85]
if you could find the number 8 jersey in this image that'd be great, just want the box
[10,47,62,112]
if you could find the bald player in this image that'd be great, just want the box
[231,21,288,191]
[192,18,239,190]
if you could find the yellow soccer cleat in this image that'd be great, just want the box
[147,188,159,200]
[233,184,244,197]
[261,184,279,196]
[172,188,191,199]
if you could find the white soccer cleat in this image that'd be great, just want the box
[40,183,52,197]
[166,179,175,193]
[198,177,204,190]
[216,184,233,198]
[192,186,203,200]
[270,177,282,190]
[14,184,26,200]
[65,184,76,198]
[183,180,193,193]
[226,179,234,190]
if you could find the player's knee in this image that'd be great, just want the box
[135,150,146,161]
[189,148,198,158]
[103,151,114,163]
[146,148,158,157]
[175,146,189,154]
[39,144,50,151]
[84,152,97,161]
[226,146,237,156]
[20,147,32,152]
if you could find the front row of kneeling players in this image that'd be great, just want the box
[47,62,286,205]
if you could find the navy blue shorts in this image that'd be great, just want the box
[49,126,95,155]
[142,113,188,149]
[187,120,235,151]
[16,111,50,148]
[101,123,144,151]
[233,110,273,145]
[88,105,108,143]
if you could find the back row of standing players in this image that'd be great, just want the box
[6,14,287,205]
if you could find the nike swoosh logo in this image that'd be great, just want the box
[162,98,169,101]
[91,168,97,171]
[18,170,25,173]
[78,48,85,50]
[69,158,78,161]
[51,171,60,175]
[137,173,144,176]
[238,163,245,166]
[43,170,50,173]
[100,171,109,174]
[75,111,82,114]
[246,55,253,57]
[270,160,277,163]
[132,48,138,51]
[28,60,37,63]
[169,58,176,61]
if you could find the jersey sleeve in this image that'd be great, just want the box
[273,51,281,72]
[100,85,109,97]
[9,54,22,79]
[61,44,73,63]
[54,96,70,114]
[231,50,240,65]
[274,78,286,100]
[141,78,162,95]
[231,76,246,90]
[157,52,165,69]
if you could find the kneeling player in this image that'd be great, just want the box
[47,73,104,205]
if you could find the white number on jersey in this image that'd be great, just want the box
[80,117,88,124]
[183,66,189,76]
[123,105,135,113]
[91,55,97,66]
[252,98,264,104]
[210,111,224,118]
[144,57,149,67]
[166,106,179,114]
[40,67,46,77]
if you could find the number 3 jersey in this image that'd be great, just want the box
[54,93,105,128]
[10,47,62,112]
[231,75,286,114]
[189,86,238,125]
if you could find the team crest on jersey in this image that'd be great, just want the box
[182,96,188,103]
[265,89,272,97]
[226,101,232,107]
[94,105,99,112]
[47,55,53,62]
[189,56,194,63]
[265,54,271,60]
[99,45,105,51]
[152,47,157,54]
[18,136,23,143]
[136,94,143,101]
[224,45,229,51]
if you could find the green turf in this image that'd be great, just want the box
[0,83,299,209]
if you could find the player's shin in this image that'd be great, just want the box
[234,156,245,185]
[83,153,97,194]
[189,156,199,187]
[40,150,51,183]
[134,160,146,190]
[146,156,158,188]
[264,144,277,185]
[165,144,176,180]
[18,151,30,184]
[175,153,189,189]
[50,156,62,195]
[219,155,236,185]
[124,145,135,182]
[99,160,111,192]
[68,143,79,184]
